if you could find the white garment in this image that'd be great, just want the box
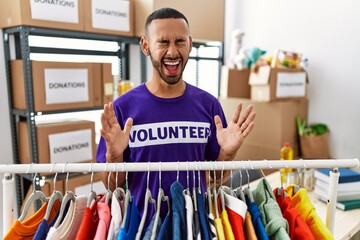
[107,190,125,240]
[184,192,194,240]
[46,195,87,240]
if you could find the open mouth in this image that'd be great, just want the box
[163,60,180,75]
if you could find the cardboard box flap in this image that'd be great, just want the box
[249,65,271,85]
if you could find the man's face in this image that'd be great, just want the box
[144,18,192,85]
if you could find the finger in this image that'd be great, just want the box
[240,111,256,130]
[243,122,255,137]
[123,118,133,135]
[238,104,254,125]
[214,115,223,131]
[100,112,111,131]
[231,103,242,124]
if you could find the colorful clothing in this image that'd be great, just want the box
[46,196,86,240]
[224,192,247,240]
[4,200,60,240]
[253,179,290,240]
[274,187,315,240]
[286,185,334,240]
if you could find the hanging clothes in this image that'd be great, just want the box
[217,190,235,240]
[244,211,258,240]
[107,190,125,240]
[4,200,60,240]
[170,181,187,240]
[253,178,290,239]
[33,202,61,240]
[196,191,211,240]
[46,195,87,240]
[75,195,101,239]
[117,196,141,240]
[156,213,172,240]
[94,195,111,240]
[192,190,201,240]
[273,187,315,240]
[205,191,218,239]
[285,185,334,240]
[246,193,269,240]
[184,191,194,240]
[143,214,162,240]
[223,191,247,240]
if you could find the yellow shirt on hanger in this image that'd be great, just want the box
[286,185,334,240]
[221,209,235,240]
[214,217,226,240]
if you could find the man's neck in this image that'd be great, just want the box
[145,79,186,98]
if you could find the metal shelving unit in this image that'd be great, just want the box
[2,26,145,213]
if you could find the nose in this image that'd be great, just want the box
[166,43,179,57]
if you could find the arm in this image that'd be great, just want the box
[99,102,133,191]
[212,103,256,186]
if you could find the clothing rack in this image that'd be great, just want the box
[2,158,359,237]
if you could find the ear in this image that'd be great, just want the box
[140,36,149,56]
[188,36,193,53]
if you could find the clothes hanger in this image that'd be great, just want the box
[19,164,49,222]
[105,162,113,204]
[192,167,199,212]
[212,162,220,219]
[277,158,289,196]
[44,164,63,221]
[136,161,156,240]
[293,159,306,194]
[87,162,97,208]
[120,162,132,229]
[183,161,191,196]
[113,162,125,202]
[243,161,255,203]
[225,161,238,198]
[206,164,214,216]
[235,165,246,202]
[218,161,226,212]
[150,161,170,240]
[54,163,76,228]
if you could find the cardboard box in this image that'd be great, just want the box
[19,120,96,164]
[11,60,100,112]
[220,66,250,98]
[101,63,115,105]
[134,0,224,42]
[92,62,114,106]
[0,0,84,31]
[68,172,106,196]
[219,97,308,160]
[249,65,308,102]
[84,0,134,36]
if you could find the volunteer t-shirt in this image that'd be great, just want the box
[97,82,227,227]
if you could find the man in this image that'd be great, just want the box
[96,7,256,230]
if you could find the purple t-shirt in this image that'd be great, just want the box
[96,82,227,227]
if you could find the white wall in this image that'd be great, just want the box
[225,0,360,159]
[0,29,15,238]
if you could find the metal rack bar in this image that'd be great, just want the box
[0,159,359,174]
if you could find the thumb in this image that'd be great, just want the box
[123,118,133,134]
[214,115,223,131]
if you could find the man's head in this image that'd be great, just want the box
[141,8,193,85]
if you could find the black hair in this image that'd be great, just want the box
[145,7,189,33]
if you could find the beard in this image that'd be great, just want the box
[149,52,187,85]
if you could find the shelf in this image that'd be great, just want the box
[3,26,143,215]
[12,106,103,117]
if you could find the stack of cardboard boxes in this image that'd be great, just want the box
[0,0,224,41]
[220,65,308,161]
